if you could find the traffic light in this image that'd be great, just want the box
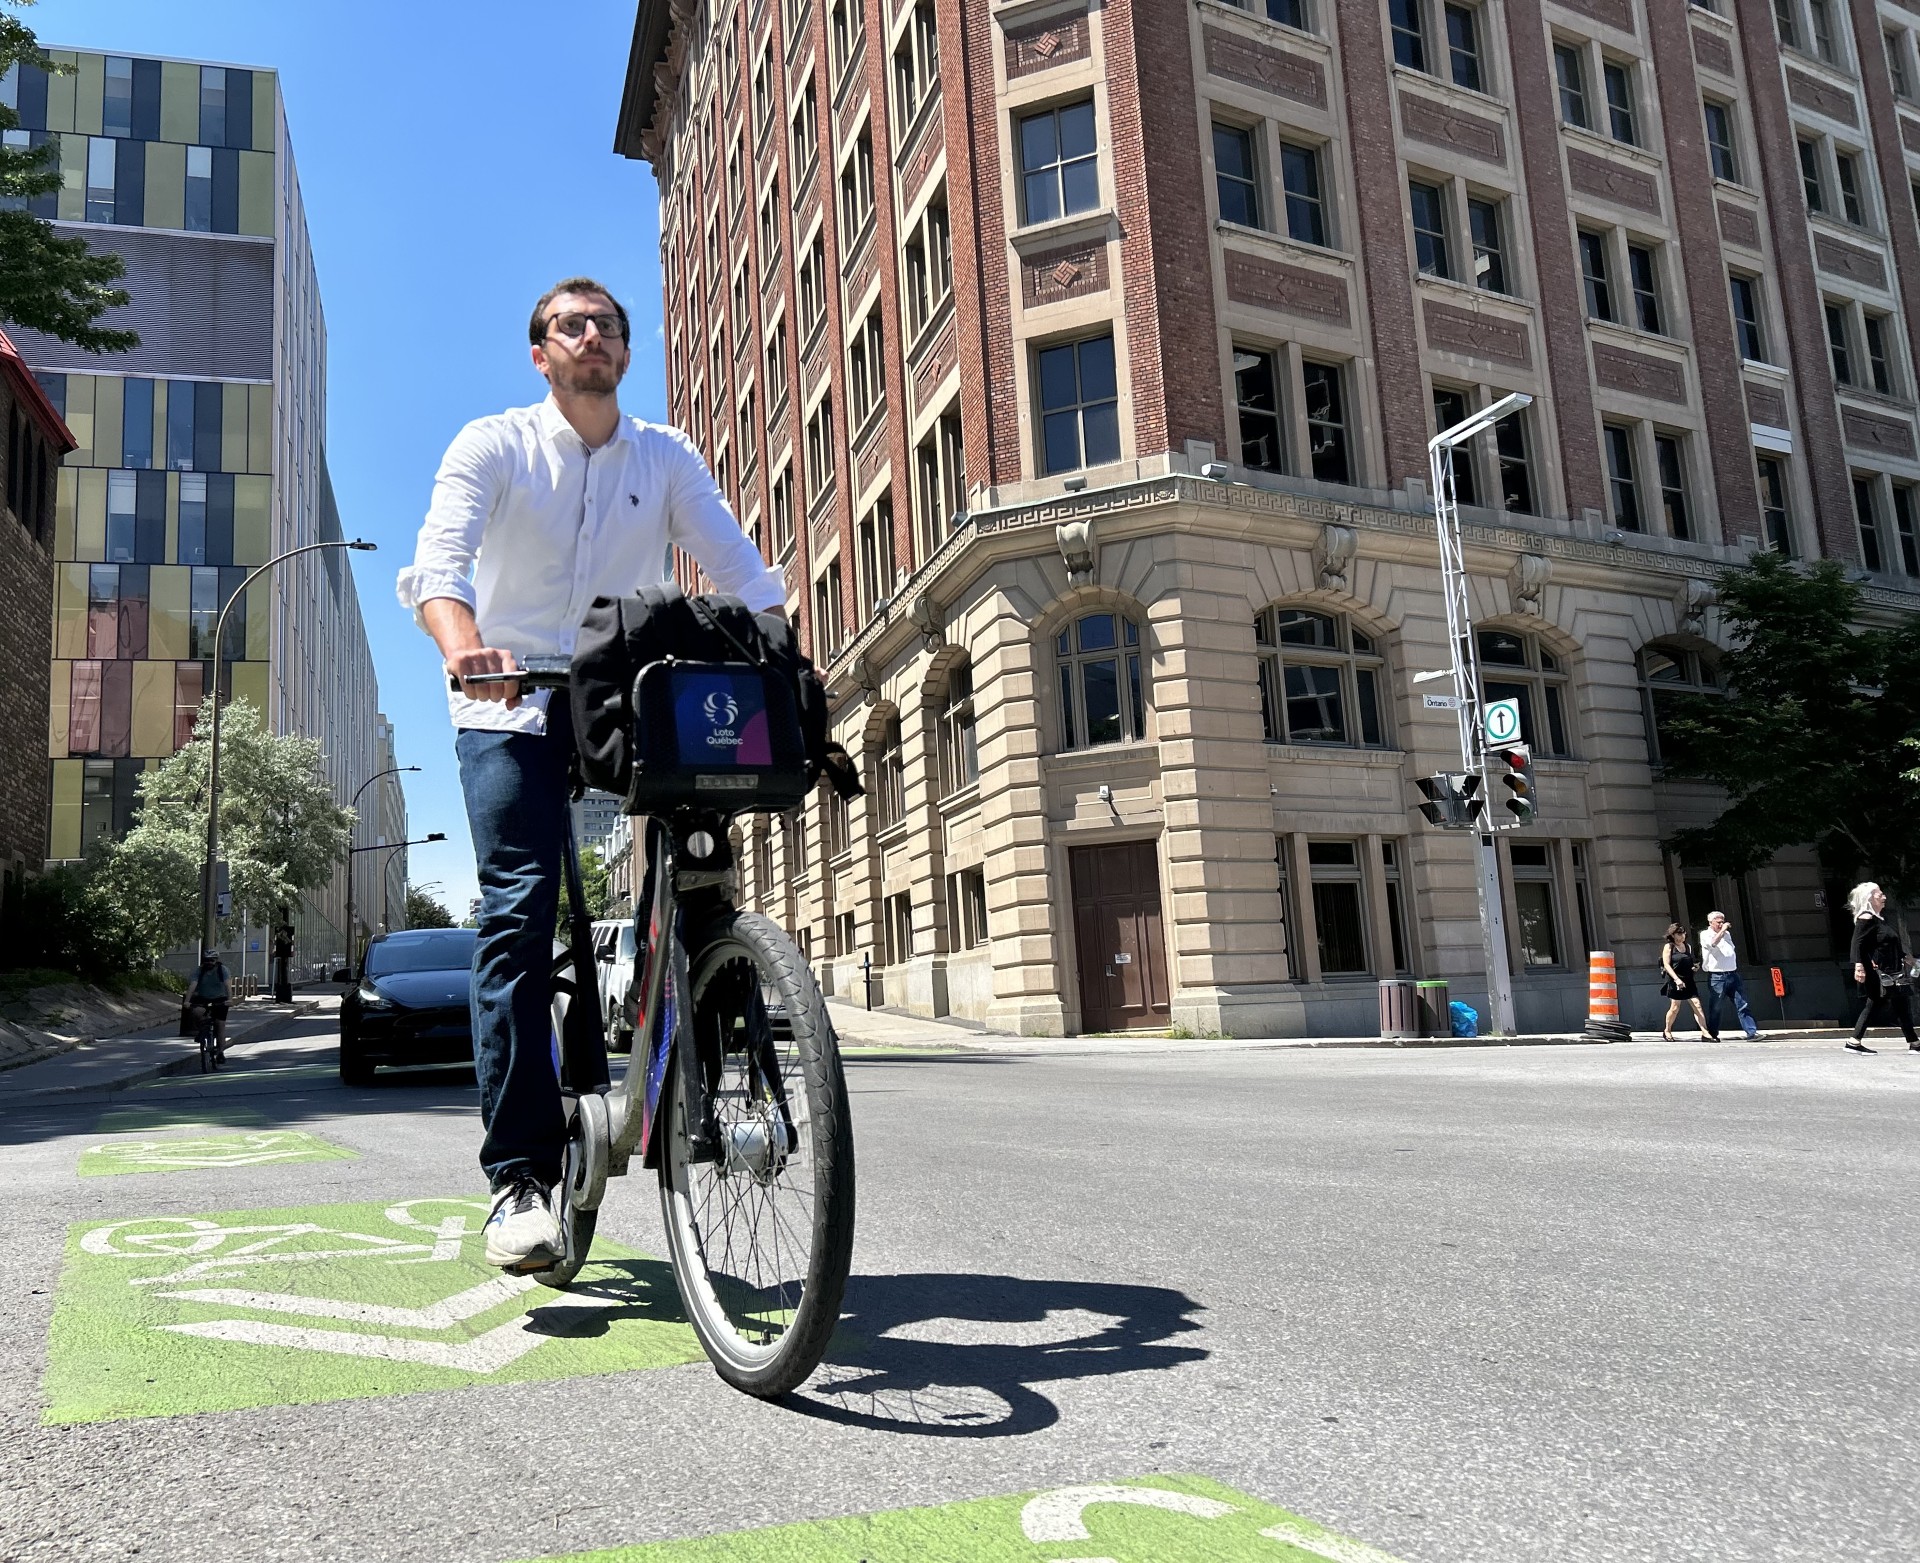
[1497,746,1536,824]
[1416,772,1484,828]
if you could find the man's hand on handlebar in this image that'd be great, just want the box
[446,646,523,708]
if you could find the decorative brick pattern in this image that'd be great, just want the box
[1592,343,1688,405]
[1020,241,1111,307]
[1421,300,1533,368]
[1693,27,1735,77]
[1564,148,1662,214]
[897,99,945,209]
[1005,11,1091,79]
[1222,250,1351,325]
[1552,0,1634,31]
[911,313,959,415]
[1717,199,1761,249]
[1785,66,1859,126]
[1199,26,1327,108]
[1842,405,1917,457]
[1745,381,1789,427]
[1813,232,1887,289]
[1398,93,1506,165]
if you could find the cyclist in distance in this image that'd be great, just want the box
[397,277,786,1273]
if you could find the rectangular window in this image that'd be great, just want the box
[1704,100,1739,181]
[1019,101,1099,225]
[1580,231,1614,322]
[1390,0,1427,71]
[121,377,153,469]
[1509,844,1562,968]
[1809,0,1836,63]
[1656,435,1691,541]
[178,472,207,564]
[1036,334,1120,475]
[1604,424,1642,530]
[1894,484,1920,575]
[102,55,134,138]
[185,144,213,232]
[1798,138,1825,214]
[1234,347,1286,473]
[1301,361,1350,484]
[1468,198,1507,293]
[1628,245,1661,334]
[1264,0,1307,25]
[1866,314,1895,395]
[1556,45,1589,129]
[199,66,227,146]
[1433,387,1477,506]
[1826,302,1854,385]
[1409,180,1451,278]
[1496,410,1533,513]
[85,136,115,223]
[1213,123,1261,228]
[1279,142,1326,246]
[1730,274,1766,362]
[1603,60,1637,145]
[1854,477,1885,571]
[1836,151,1866,226]
[1446,5,1483,91]
[1757,454,1795,555]
[1308,840,1370,976]
[1774,0,1799,50]
[1890,30,1915,100]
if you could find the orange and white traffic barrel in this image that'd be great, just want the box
[1584,951,1632,1042]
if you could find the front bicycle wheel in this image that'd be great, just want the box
[660,910,854,1397]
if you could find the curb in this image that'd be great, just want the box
[13,999,322,1099]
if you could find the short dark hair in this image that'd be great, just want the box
[528,277,630,345]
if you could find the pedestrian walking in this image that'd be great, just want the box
[1659,924,1716,1041]
[1845,881,1918,1054]
[1698,911,1762,1041]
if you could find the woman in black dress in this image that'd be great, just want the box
[1660,923,1715,1042]
[1846,881,1918,1054]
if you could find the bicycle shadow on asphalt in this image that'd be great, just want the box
[790,1271,1208,1437]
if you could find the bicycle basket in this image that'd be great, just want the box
[624,657,812,813]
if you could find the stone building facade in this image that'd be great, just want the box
[617,0,1920,1034]
[0,331,74,901]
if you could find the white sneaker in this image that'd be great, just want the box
[483,1174,563,1270]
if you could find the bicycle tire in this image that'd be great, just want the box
[659,910,854,1397]
[527,969,597,1289]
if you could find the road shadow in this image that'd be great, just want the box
[788,1271,1208,1437]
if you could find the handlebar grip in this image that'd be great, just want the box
[448,655,573,692]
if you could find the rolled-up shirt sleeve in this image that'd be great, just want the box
[663,428,787,612]
[396,420,502,629]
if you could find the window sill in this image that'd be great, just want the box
[876,820,911,848]
[1192,0,1325,56]
[1557,121,1665,176]
[1807,212,1884,246]
[1264,741,1401,765]
[1009,207,1117,260]
[1047,738,1156,768]
[1585,318,1684,356]
[1387,60,1508,119]
[1414,271,1530,312]
[1215,219,1350,269]
[939,782,981,815]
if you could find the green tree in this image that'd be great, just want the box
[1659,553,1920,908]
[93,698,356,959]
[0,3,138,352]
[405,886,456,929]
[555,845,610,933]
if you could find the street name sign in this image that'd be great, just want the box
[1422,693,1462,710]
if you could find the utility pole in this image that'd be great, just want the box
[1428,392,1531,1037]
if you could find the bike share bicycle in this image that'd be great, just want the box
[460,591,860,1398]
[191,1003,222,1073]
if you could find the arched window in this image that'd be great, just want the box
[935,659,978,796]
[1255,607,1389,747]
[1638,642,1721,769]
[871,715,905,830]
[1477,629,1572,757]
[1056,611,1147,750]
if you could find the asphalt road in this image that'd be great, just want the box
[1,1005,1916,1563]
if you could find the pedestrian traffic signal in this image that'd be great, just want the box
[1498,746,1536,823]
[1416,772,1485,829]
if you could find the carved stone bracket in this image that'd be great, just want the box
[1057,519,1095,585]
[907,591,944,650]
[849,651,879,697]
[1677,577,1717,630]
[1314,522,1357,591]
[1510,552,1551,615]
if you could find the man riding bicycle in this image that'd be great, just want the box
[397,277,785,1274]
[189,951,231,1057]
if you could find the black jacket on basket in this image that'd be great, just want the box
[1850,914,1910,999]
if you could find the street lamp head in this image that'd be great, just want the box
[426,831,447,842]
[404,765,421,773]
[348,539,377,551]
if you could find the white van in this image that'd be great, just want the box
[590,917,639,1053]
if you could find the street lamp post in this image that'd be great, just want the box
[199,540,377,961]
[346,833,446,977]
[343,765,421,972]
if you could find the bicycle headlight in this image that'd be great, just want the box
[356,981,392,1009]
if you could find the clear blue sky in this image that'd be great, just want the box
[34,0,668,917]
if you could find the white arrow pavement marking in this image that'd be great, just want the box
[1258,1522,1411,1563]
[1021,1486,1239,1542]
[154,1273,537,1329]
[154,1286,630,1374]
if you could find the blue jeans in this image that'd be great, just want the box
[1705,970,1760,1039]
[456,698,572,1190]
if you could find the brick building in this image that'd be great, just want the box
[616,0,1920,1035]
[0,330,74,902]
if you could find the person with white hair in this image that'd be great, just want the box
[1845,881,1917,1054]
[1698,909,1761,1041]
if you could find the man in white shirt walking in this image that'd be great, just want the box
[397,278,784,1273]
[1698,910,1762,1041]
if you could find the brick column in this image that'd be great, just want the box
[1332,0,1431,488]
[1644,3,1762,544]
[1502,0,1605,520]
[1731,0,1856,560]
[973,591,1066,1036]
[1850,0,1920,461]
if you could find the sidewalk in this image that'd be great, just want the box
[824,999,1867,1056]
[0,995,324,1100]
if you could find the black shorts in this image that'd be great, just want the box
[194,999,230,1022]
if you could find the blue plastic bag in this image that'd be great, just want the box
[1449,1000,1479,1039]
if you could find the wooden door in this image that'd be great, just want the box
[1069,841,1171,1031]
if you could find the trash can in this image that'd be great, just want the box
[1379,978,1419,1040]
[1417,979,1451,1039]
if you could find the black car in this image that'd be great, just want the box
[339,929,478,1086]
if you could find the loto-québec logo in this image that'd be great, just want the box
[702,690,742,749]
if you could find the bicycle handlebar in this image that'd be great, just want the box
[449,655,572,692]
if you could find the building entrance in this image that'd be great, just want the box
[1069,841,1170,1032]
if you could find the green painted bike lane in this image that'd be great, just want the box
[522,1475,1407,1563]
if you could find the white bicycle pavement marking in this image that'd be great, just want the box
[153,1273,537,1329]
[86,1133,333,1169]
[1021,1486,1240,1541]
[1257,1523,1410,1563]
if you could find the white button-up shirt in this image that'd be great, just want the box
[397,397,785,733]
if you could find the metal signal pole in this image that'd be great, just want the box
[1428,393,1530,1037]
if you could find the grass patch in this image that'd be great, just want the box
[0,966,184,1006]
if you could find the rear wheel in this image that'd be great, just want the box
[659,911,854,1397]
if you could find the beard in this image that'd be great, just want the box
[548,355,625,397]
